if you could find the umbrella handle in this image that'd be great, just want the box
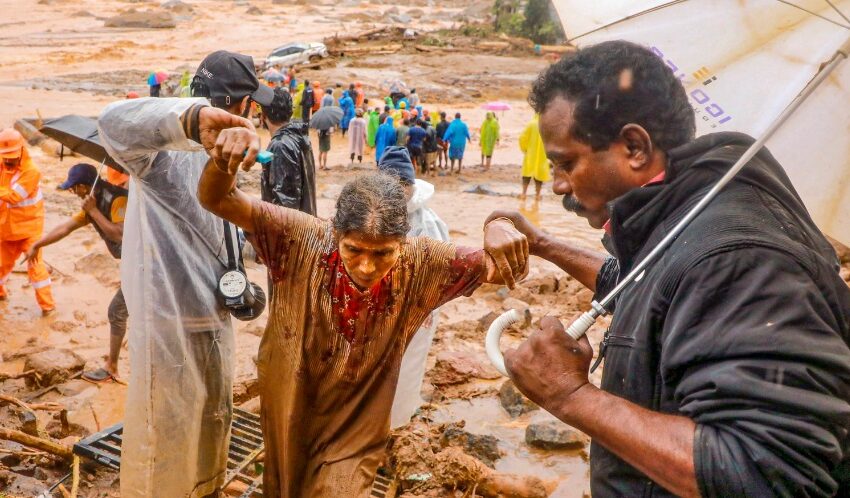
[485,309,599,377]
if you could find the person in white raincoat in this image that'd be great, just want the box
[377,147,450,427]
[97,51,274,498]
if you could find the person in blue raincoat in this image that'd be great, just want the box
[374,116,396,163]
[443,112,471,174]
[339,90,355,137]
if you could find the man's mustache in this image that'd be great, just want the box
[562,195,585,213]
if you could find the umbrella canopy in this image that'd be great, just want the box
[263,69,285,83]
[309,106,344,130]
[552,0,850,245]
[40,115,126,174]
[147,70,169,86]
[481,102,512,111]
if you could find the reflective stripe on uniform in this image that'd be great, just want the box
[9,172,21,184]
[30,278,51,289]
[9,189,42,208]
[11,183,28,197]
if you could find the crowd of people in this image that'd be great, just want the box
[2,39,850,498]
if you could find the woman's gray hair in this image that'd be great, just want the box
[333,173,410,238]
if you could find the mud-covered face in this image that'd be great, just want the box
[338,231,404,289]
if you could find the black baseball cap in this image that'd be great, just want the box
[192,50,274,106]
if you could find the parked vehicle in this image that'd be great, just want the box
[265,42,329,68]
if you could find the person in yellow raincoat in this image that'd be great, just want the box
[519,114,550,201]
[0,128,54,315]
[292,82,305,121]
[479,112,500,171]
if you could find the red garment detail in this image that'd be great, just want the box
[322,250,394,344]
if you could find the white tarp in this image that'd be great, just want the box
[552,0,850,245]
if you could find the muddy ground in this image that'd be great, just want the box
[0,0,608,496]
[3,0,848,496]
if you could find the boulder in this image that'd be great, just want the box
[161,0,194,14]
[429,351,501,386]
[440,423,501,468]
[498,380,538,418]
[23,349,85,388]
[525,421,585,450]
[104,10,177,28]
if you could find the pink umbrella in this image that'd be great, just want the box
[147,70,169,86]
[481,102,512,111]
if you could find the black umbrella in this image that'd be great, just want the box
[309,106,344,130]
[40,115,126,173]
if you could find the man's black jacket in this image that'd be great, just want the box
[591,132,850,497]
[261,122,317,215]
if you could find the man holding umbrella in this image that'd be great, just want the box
[0,128,54,315]
[26,163,128,383]
[487,41,850,497]
[98,50,274,498]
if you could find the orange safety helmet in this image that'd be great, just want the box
[0,128,24,159]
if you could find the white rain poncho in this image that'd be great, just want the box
[98,97,234,498]
[391,179,450,427]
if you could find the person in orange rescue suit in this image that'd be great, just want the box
[0,128,54,315]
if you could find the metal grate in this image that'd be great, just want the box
[68,408,397,497]
[71,408,265,497]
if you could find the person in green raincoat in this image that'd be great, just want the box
[292,83,305,121]
[479,112,500,171]
[367,108,380,148]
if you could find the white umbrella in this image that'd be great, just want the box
[487,0,850,375]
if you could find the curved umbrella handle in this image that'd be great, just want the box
[486,309,600,377]
[485,309,524,377]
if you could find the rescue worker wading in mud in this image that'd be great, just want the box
[26,163,128,383]
[0,128,55,315]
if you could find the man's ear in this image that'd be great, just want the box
[619,124,653,171]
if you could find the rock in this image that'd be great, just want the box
[499,380,538,418]
[525,421,585,450]
[245,5,262,14]
[389,13,412,23]
[161,0,194,14]
[20,410,39,436]
[440,424,501,468]
[575,288,594,307]
[56,379,97,398]
[73,310,87,322]
[233,377,259,404]
[522,273,560,294]
[23,349,85,388]
[104,10,177,28]
[429,351,501,386]
[477,310,499,331]
[74,252,120,285]
[463,184,506,197]
[50,320,76,332]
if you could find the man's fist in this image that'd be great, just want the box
[504,316,593,414]
[197,107,260,174]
